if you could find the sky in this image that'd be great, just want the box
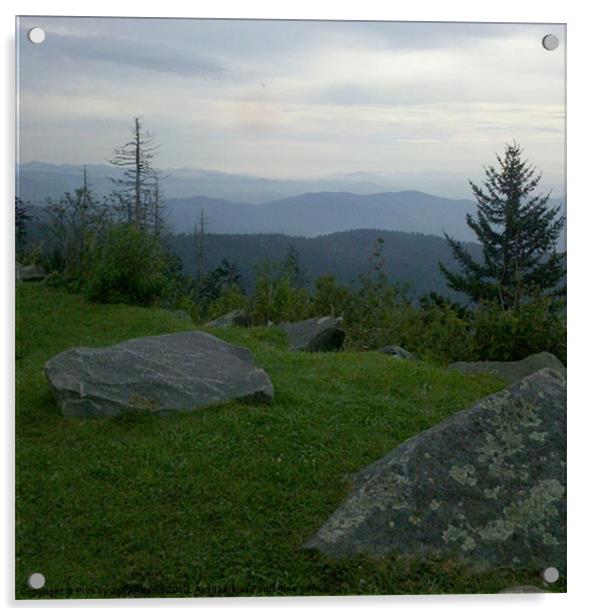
[16,17,566,197]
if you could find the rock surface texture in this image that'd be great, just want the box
[448,352,565,384]
[303,368,566,571]
[280,316,345,352]
[207,309,251,328]
[45,331,274,417]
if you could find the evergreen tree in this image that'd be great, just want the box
[439,142,565,309]
[195,258,242,313]
[282,243,308,287]
[15,197,31,257]
[194,208,208,283]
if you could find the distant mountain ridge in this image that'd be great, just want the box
[16,161,396,205]
[165,191,480,241]
[17,161,565,245]
[165,191,564,246]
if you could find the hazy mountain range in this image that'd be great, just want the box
[19,162,566,301]
[17,162,397,205]
[166,192,480,241]
[15,161,566,245]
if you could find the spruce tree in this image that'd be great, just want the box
[439,142,565,309]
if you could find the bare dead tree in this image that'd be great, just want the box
[195,208,208,283]
[108,117,159,228]
[144,169,169,236]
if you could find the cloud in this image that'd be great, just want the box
[15,17,565,196]
[23,32,227,78]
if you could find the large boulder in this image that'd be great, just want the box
[16,262,46,281]
[45,331,273,417]
[280,316,345,352]
[207,309,251,328]
[303,368,566,571]
[448,352,565,384]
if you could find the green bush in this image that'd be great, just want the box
[84,224,171,306]
[206,284,250,321]
[473,297,566,364]
[41,270,62,286]
[343,246,416,351]
[251,260,311,325]
[312,275,350,317]
[404,302,476,365]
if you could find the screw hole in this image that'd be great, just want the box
[542,34,559,51]
[27,27,45,45]
[27,572,45,589]
[542,566,559,583]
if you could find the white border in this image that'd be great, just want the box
[3,1,589,614]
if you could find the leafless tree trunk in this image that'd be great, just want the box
[108,117,159,229]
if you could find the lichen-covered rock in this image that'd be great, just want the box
[378,345,416,360]
[448,352,565,384]
[207,309,251,328]
[280,316,345,352]
[303,368,566,572]
[45,331,273,417]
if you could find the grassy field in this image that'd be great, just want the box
[15,283,563,598]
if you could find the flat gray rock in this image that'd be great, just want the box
[303,369,566,572]
[45,331,273,417]
[448,352,565,384]
[378,345,416,360]
[280,316,345,352]
[207,309,251,328]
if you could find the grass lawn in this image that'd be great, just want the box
[15,283,564,598]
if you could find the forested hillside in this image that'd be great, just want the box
[167,228,481,301]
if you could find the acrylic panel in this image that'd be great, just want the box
[15,16,566,599]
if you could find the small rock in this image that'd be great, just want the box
[173,309,194,324]
[378,345,416,360]
[16,262,46,281]
[207,309,251,328]
[448,352,565,384]
[279,316,345,352]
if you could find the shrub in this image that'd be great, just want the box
[312,275,350,317]
[206,284,250,321]
[192,259,243,320]
[84,224,171,306]
[251,260,311,325]
[343,240,416,351]
[403,302,477,365]
[473,297,566,364]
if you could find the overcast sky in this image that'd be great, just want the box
[17,17,565,196]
